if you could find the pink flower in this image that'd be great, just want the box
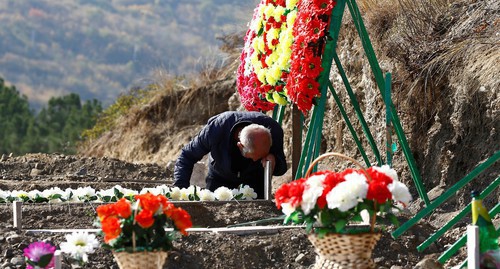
[24,241,56,269]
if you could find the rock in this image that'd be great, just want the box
[6,234,22,244]
[30,168,44,176]
[374,257,385,263]
[3,249,15,258]
[1,261,14,269]
[75,167,87,176]
[9,256,24,267]
[390,266,403,269]
[294,253,306,263]
[414,258,443,269]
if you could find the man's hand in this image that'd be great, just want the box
[261,153,276,173]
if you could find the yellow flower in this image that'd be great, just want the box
[265,51,279,67]
[287,9,298,27]
[266,66,282,85]
[263,4,275,18]
[273,92,289,105]
[286,0,299,9]
[273,6,286,21]
[256,69,266,83]
[252,37,265,53]
[250,53,261,70]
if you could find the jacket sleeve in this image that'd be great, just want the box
[270,123,287,176]
[173,124,214,188]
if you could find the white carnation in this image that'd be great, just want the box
[326,172,368,212]
[281,202,296,216]
[60,231,99,263]
[169,187,181,200]
[301,174,326,215]
[239,185,257,200]
[198,189,216,201]
[179,188,191,201]
[214,187,234,201]
[371,165,398,181]
[388,180,412,205]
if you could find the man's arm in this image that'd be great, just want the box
[173,125,213,188]
[269,124,287,176]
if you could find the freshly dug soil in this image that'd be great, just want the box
[0,154,463,268]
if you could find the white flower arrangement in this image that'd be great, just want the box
[0,184,258,203]
[60,231,99,264]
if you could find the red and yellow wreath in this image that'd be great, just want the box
[237,0,337,114]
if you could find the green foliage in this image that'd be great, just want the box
[0,78,102,155]
[283,200,402,235]
[81,87,152,141]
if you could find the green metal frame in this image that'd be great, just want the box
[264,1,498,266]
[293,0,430,208]
[392,150,500,238]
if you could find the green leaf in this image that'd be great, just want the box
[319,210,333,226]
[334,219,347,232]
[289,211,303,224]
[37,253,54,267]
[388,213,400,227]
[306,221,314,233]
[114,187,124,199]
[352,213,363,222]
[34,195,48,203]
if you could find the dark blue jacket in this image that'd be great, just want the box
[173,111,287,198]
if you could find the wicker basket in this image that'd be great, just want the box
[308,232,381,269]
[305,153,381,269]
[112,204,169,269]
[113,251,168,269]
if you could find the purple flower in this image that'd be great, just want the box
[23,241,56,269]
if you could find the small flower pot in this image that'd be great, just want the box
[112,251,168,269]
[307,232,381,269]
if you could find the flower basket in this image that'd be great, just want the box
[308,232,381,269]
[112,250,168,269]
[96,193,192,269]
[275,152,412,269]
[305,153,381,269]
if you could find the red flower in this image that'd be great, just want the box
[97,204,117,221]
[317,171,345,209]
[310,0,336,15]
[165,207,193,236]
[275,178,307,209]
[304,55,323,79]
[114,198,131,219]
[366,180,392,204]
[367,167,394,185]
[135,192,161,213]
[135,209,155,228]
[101,216,121,243]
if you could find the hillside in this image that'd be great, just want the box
[0,0,498,267]
[80,0,499,208]
[0,0,258,107]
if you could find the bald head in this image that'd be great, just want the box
[238,124,272,161]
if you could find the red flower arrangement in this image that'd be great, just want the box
[275,161,412,236]
[237,0,298,112]
[286,0,336,113]
[237,0,337,114]
[96,193,192,252]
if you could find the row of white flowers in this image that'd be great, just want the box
[0,184,258,203]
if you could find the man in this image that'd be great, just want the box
[173,111,287,198]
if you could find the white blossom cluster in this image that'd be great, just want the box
[0,184,258,203]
